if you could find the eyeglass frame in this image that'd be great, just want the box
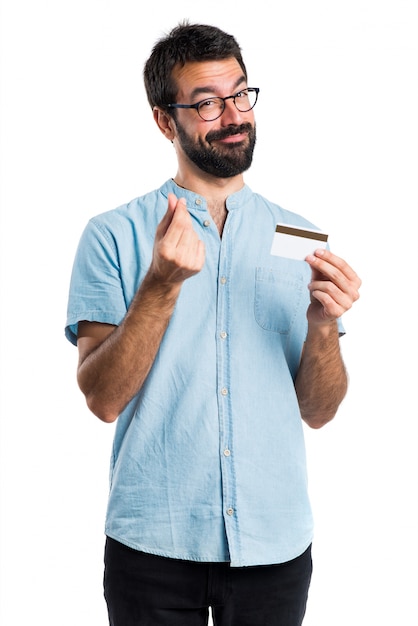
[166,87,260,122]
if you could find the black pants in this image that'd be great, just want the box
[104,537,312,626]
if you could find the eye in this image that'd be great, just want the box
[235,90,249,99]
[199,98,219,109]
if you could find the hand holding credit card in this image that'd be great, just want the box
[270,223,328,261]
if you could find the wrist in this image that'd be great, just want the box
[140,270,182,303]
[306,318,339,341]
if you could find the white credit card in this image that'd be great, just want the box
[270,223,328,261]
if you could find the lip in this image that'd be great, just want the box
[217,132,248,144]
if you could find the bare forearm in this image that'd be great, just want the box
[295,320,348,429]
[77,273,181,422]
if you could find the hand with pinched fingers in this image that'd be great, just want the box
[150,193,206,285]
[305,249,361,326]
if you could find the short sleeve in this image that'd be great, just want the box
[65,219,128,345]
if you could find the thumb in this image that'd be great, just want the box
[157,193,182,237]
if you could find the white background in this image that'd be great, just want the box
[1,1,417,624]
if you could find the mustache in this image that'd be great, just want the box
[206,123,253,143]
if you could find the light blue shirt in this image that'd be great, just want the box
[66,179,340,567]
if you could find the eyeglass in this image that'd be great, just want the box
[167,87,260,122]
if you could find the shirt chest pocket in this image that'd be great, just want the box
[254,266,306,335]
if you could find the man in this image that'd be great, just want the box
[65,22,361,626]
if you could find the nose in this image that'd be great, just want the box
[220,97,244,125]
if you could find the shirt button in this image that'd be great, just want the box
[221,387,228,396]
[220,276,227,285]
[223,449,231,457]
[195,198,202,206]
[220,331,227,339]
[203,219,211,227]
[227,508,234,516]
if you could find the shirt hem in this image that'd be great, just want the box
[104,532,313,568]
[104,532,231,564]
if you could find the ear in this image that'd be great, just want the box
[153,107,176,141]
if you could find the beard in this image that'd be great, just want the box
[175,120,256,178]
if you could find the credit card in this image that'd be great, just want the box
[270,223,328,261]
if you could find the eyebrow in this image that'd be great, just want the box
[189,75,247,102]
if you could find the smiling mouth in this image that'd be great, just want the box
[206,123,252,144]
[218,132,247,142]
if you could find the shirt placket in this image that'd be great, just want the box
[216,209,240,564]
[190,196,241,565]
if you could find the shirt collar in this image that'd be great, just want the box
[160,179,253,212]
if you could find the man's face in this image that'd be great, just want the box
[171,59,256,178]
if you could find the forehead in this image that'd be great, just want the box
[172,58,246,100]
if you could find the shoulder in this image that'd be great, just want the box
[84,182,173,240]
[249,189,321,231]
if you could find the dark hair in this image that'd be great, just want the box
[143,21,247,112]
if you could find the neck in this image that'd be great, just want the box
[173,168,245,203]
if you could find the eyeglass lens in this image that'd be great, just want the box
[198,89,258,121]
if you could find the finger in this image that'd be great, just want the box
[307,249,361,284]
[306,249,361,301]
[156,193,179,238]
[195,239,206,270]
[163,197,193,247]
[177,233,206,272]
[158,195,191,251]
[309,281,354,315]
[173,213,205,269]
[158,197,205,272]
[309,290,345,320]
